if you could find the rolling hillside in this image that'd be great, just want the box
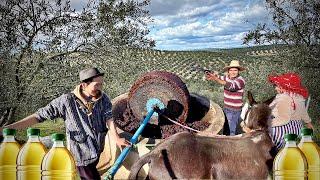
[2,45,319,143]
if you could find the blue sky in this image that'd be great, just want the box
[71,0,272,51]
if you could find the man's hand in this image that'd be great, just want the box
[107,120,131,149]
[205,72,219,81]
[115,137,131,149]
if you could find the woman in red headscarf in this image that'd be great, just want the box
[268,73,314,150]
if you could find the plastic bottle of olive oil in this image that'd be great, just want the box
[298,128,320,180]
[41,133,76,180]
[17,128,47,180]
[0,128,21,180]
[273,133,308,180]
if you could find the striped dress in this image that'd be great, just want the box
[271,120,303,150]
[269,93,310,150]
[220,75,245,111]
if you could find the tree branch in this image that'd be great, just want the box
[16,3,34,28]
[271,1,310,45]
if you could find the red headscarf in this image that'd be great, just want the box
[268,73,309,98]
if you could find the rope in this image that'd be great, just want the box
[154,107,200,133]
[155,110,200,133]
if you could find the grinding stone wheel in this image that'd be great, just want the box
[128,71,190,124]
[112,93,224,138]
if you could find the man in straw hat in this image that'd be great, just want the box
[0,67,130,179]
[206,60,245,136]
[267,72,314,150]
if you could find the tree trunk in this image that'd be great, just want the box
[4,107,16,126]
[0,108,10,126]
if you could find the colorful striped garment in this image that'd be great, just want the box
[271,120,303,150]
[269,93,311,150]
[220,75,245,111]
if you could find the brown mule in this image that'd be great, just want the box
[129,91,276,180]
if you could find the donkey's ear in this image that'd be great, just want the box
[263,95,276,105]
[248,91,257,106]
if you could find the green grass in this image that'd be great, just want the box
[16,119,65,142]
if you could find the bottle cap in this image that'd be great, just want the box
[27,128,40,136]
[301,128,313,136]
[2,128,16,136]
[51,133,65,141]
[284,134,297,141]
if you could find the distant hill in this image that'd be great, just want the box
[198,44,288,52]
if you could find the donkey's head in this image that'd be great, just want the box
[242,91,275,131]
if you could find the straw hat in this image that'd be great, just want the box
[223,60,245,72]
[268,72,308,98]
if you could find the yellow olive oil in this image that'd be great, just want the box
[298,128,320,180]
[0,128,21,180]
[17,128,47,180]
[273,134,307,180]
[42,133,76,180]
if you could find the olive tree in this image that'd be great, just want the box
[0,0,154,125]
[243,0,320,125]
[243,0,319,68]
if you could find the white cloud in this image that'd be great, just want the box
[147,0,271,50]
[218,11,246,28]
[69,0,270,50]
[177,5,215,18]
[155,22,203,38]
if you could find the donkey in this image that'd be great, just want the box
[129,91,276,180]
